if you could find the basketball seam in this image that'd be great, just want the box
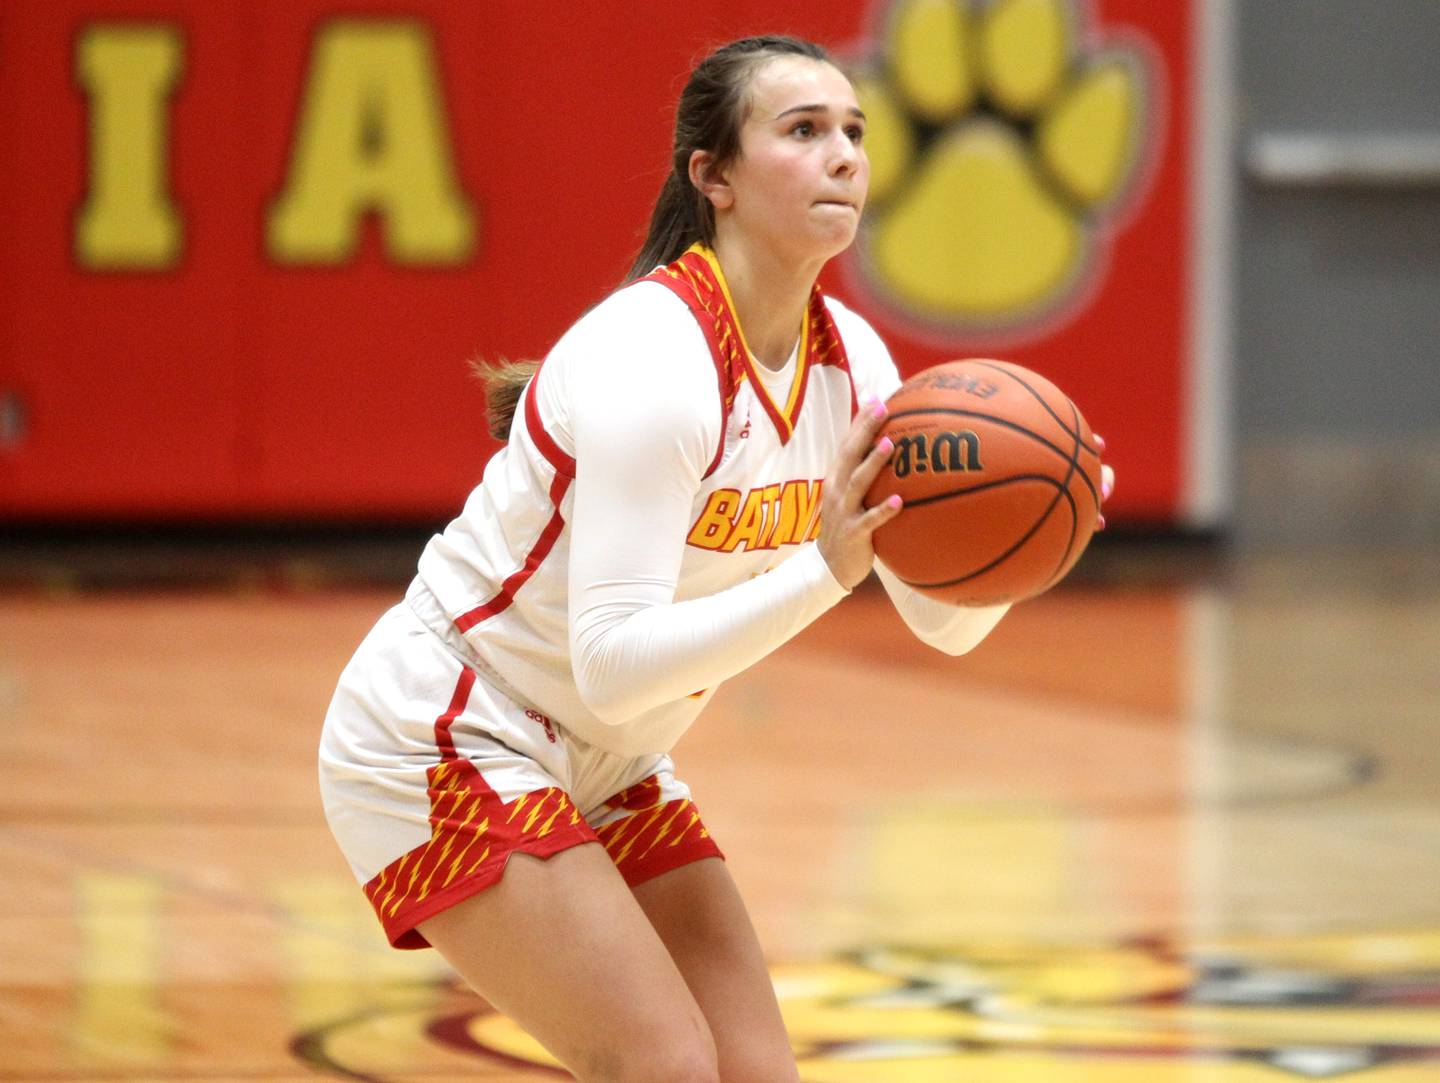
[1035,397,1085,594]
[901,472,1063,509]
[897,475,1077,592]
[967,360,1102,531]
[971,360,1101,457]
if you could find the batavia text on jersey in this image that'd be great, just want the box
[686,479,823,553]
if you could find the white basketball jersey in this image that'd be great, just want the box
[415,247,903,755]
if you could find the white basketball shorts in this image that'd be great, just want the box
[318,588,723,949]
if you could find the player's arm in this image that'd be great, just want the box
[564,293,892,725]
[874,561,1010,655]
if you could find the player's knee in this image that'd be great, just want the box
[732,1062,801,1083]
[584,1048,719,1083]
[579,1017,719,1083]
[639,1041,720,1083]
[717,1043,800,1083]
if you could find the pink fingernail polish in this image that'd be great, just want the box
[878,436,894,454]
[887,494,902,510]
[1097,514,1107,531]
[872,399,887,419]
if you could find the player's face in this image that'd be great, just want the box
[724,57,869,264]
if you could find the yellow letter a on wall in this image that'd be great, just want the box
[267,20,476,266]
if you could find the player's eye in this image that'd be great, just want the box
[845,124,865,144]
[790,120,815,138]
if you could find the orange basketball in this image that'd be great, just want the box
[864,359,1103,606]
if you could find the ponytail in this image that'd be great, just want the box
[485,35,834,439]
[471,356,539,441]
[624,172,712,283]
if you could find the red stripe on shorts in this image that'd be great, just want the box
[363,674,596,950]
[454,378,573,632]
[432,666,476,762]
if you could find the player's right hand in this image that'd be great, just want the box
[817,394,904,591]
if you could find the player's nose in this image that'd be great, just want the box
[829,130,860,176]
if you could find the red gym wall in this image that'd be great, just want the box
[0,0,1217,526]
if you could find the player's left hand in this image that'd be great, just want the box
[1096,434,1115,530]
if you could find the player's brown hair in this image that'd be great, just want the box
[473,356,535,440]
[479,35,834,440]
[624,34,834,282]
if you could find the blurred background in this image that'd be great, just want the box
[3,1,1439,1080]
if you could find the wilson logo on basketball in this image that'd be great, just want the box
[891,430,983,479]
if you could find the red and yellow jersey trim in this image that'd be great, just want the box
[641,244,853,455]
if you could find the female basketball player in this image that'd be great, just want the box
[320,35,1112,1083]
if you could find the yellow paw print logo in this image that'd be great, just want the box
[851,0,1150,329]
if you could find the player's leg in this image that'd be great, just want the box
[321,607,716,1082]
[632,856,800,1083]
[418,842,720,1083]
[587,771,795,1082]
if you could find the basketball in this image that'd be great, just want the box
[865,359,1103,606]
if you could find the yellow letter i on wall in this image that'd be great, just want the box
[267,20,476,266]
[75,24,185,271]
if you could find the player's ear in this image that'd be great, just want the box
[689,150,734,211]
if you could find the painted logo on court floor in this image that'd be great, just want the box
[295,930,1440,1079]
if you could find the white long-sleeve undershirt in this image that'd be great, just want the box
[561,287,1006,727]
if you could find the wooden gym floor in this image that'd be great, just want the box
[1,536,1438,1081]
